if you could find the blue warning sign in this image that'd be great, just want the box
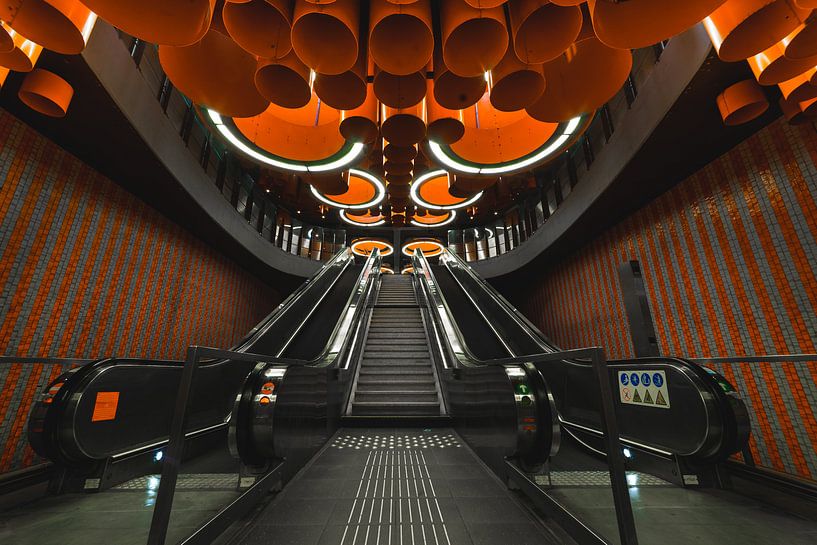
[621,374,629,385]
[641,373,651,387]
[653,373,664,388]
[630,373,640,386]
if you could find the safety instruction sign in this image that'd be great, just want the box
[618,371,670,409]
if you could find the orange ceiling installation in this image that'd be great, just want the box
[716,79,769,125]
[18,68,73,117]
[0,0,96,55]
[351,238,394,257]
[340,209,387,227]
[402,238,445,257]
[411,210,456,228]
[0,23,42,72]
[311,170,385,209]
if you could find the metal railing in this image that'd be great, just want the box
[117,34,345,263]
[447,44,669,263]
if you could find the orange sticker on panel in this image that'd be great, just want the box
[92,391,120,422]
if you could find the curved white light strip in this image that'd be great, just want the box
[410,209,457,228]
[207,109,364,174]
[402,239,445,257]
[310,168,386,210]
[427,115,583,176]
[339,209,387,227]
[401,266,415,275]
[410,169,484,211]
[380,265,395,274]
[351,239,394,257]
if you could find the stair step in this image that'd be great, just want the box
[367,333,427,339]
[366,339,428,346]
[365,350,430,357]
[354,391,439,403]
[360,368,433,375]
[354,381,436,391]
[352,402,440,416]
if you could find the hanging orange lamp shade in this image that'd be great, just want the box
[508,0,581,65]
[0,21,12,53]
[0,0,96,54]
[373,65,427,108]
[0,23,42,72]
[448,174,498,196]
[314,41,367,110]
[432,47,486,110]
[370,0,432,76]
[716,79,769,125]
[159,17,269,118]
[79,0,215,46]
[339,83,379,143]
[427,95,465,145]
[381,101,427,146]
[780,95,817,123]
[463,0,506,7]
[255,50,312,109]
[384,143,417,162]
[779,66,817,101]
[488,47,545,112]
[587,0,727,50]
[704,0,811,62]
[0,66,9,88]
[291,0,359,75]
[549,0,584,5]
[783,13,817,59]
[441,0,508,77]
[795,0,817,5]
[18,68,73,117]
[526,19,632,123]
[384,161,413,175]
[387,173,413,184]
[310,171,350,196]
[223,0,292,59]
[747,27,817,85]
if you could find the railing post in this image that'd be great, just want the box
[592,348,639,545]
[147,346,202,545]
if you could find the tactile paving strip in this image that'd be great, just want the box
[535,471,672,487]
[331,433,461,450]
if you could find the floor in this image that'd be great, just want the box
[232,428,559,545]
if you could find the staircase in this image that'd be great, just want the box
[350,275,441,416]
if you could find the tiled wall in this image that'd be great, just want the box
[517,118,817,482]
[0,109,280,472]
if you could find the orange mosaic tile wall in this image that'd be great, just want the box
[0,109,280,472]
[517,118,817,482]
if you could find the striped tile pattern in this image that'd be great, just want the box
[0,110,279,473]
[518,118,817,482]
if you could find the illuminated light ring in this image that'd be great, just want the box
[402,238,445,257]
[380,265,395,274]
[410,210,457,228]
[310,169,386,210]
[339,209,387,227]
[401,266,415,275]
[427,115,586,176]
[410,169,483,211]
[206,108,364,173]
[351,239,394,257]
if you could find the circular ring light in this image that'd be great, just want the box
[351,238,394,257]
[311,169,386,210]
[402,238,445,257]
[410,169,483,211]
[427,115,586,176]
[339,209,387,227]
[380,264,395,274]
[410,210,457,228]
[401,266,415,275]
[205,108,365,174]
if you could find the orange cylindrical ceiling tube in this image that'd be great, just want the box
[384,161,413,175]
[381,101,427,146]
[488,47,545,112]
[587,0,727,50]
[779,95,817,123]
[716,79,769,125]
[387,173,413,185]
[18,68,73,117]
[427,83,465,145]
[311,172,350,196]
[441,0,508,77]
[373,65,427,108]
[747,26,817,84]
[0,22,42,72]
[339,83,379,143]
[549,0,584,5]
[78,0,215,46]
[369,0,433,76]
[159,16,269,118]
[314,40,367,110]
[526,17,632,123]
[384,143,418,162]
[795,0,817,6]
[784,13,817,59]
[0,22,12,53]
[432,46,486,110]
[463,0,506,7]
[508,0,582,65]
[255,51,312,109]
[292,0,359,75]
[704,0,811,62]
[223,0,292,59]
[779,66,817,102]
[0,0,96,54]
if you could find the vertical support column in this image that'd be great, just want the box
[617,261,660,357]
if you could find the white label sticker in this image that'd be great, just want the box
[618,370,670,409]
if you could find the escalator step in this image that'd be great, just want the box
[364,351,430,359]
[354,381,436,390]
[354,391,439,402]
[365,338,427,345]
[359,368,433,375]
[351,402,440,416]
